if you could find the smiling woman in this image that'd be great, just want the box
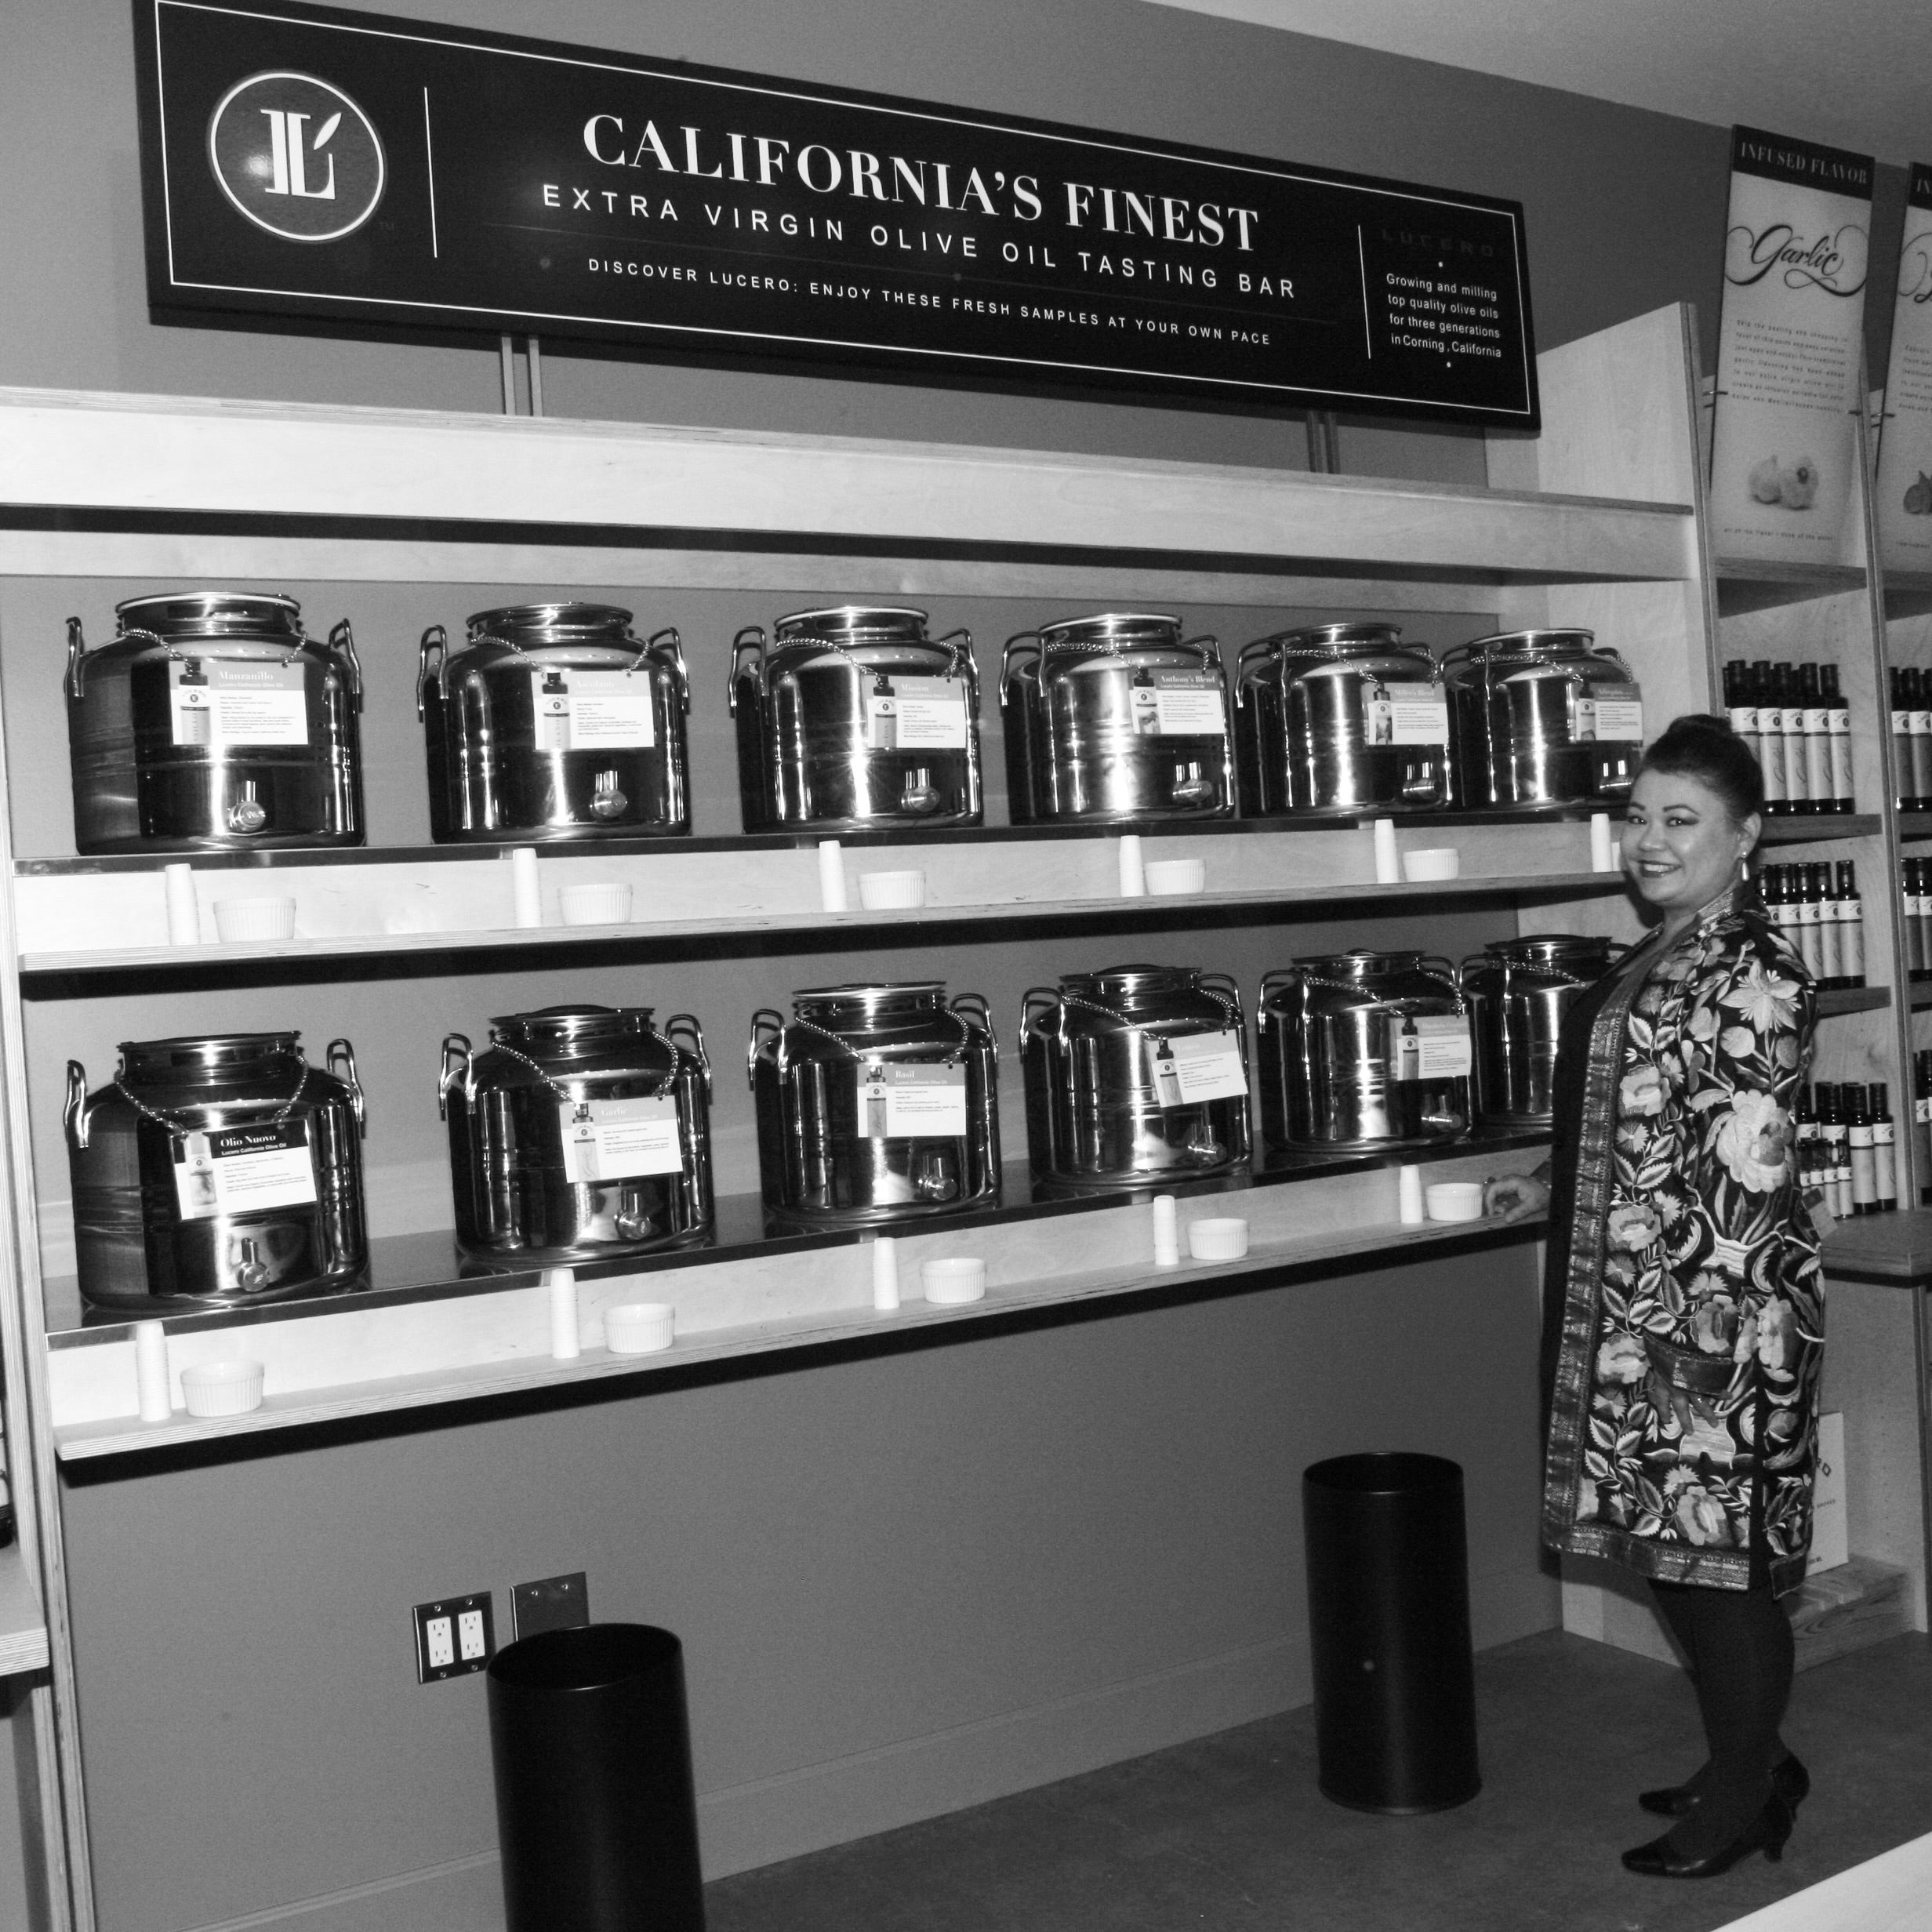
[1485,714,1821,1879]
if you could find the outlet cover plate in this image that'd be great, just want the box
[413,1593,494,1683]
[511,1571,590,1640]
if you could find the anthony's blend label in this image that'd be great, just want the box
[1149,1030,1247,1106]
[529,670,657,751]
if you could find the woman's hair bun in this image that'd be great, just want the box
[1638,713,1765,822]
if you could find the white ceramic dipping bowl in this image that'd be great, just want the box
[858,870,926,910]
[559,882,633,926]
[1425,1182,1486,1223]
[1144,859,1207,896]
[605,1302,676,1354]
[1187,1217,1250,1261]
[180,1359,266,1417]
[921,1258,986,1304]
[1401,849,1461,882]
[212,898,296,942]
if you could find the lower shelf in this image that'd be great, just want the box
[1790,1555,1916,1672]
[49,1168,1547,1460]
[0,1544,49,1676]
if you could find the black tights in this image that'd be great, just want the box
[1649,1578,1795,1850]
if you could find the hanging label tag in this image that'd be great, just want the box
[1389,1014,1473,1080]
[1590,687,1646,742]
[172,1120,316,1220]
[1364,691,1449,746]
[528,670,657,751]
[169,659,310,748]
[1149,1030,1248,1105]
[871,676,969,750]
[866,1062,969,1136]
[1147,672,1226,737]
[557,1095,683,1182]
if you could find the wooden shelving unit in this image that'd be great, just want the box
[0,302,1923,1928]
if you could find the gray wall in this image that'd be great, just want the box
[0,0,1898,1927]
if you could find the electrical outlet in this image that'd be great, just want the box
[413,1593,494,1683]
[511,1571,590,1640]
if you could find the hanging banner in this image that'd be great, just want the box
[1875,165,1932,577]
[131,0,1538,427]
[1709,126,1872,567]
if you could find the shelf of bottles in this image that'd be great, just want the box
[1723,657,1859,818]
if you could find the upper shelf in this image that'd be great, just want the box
[0,385,1699,598]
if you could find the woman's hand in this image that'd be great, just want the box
[1486,1171,1552,1223]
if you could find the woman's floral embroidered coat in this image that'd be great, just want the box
[1543,885,1821,1595]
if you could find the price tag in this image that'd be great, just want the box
[1149,1030,1247,1105]
[169,659,310,748]
[557,1096,683,1182]
[172,1120,317,1219]
[861,1062,968,1137]
[1389,1014,1473,1080]
[1364,690,1449,746]
[1146,673,1226,737]
[528,670,657,750]
[870,676,969,750]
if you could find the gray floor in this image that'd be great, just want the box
[706,1629,1932,1931]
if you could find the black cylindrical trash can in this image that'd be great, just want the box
[1302,1452,1480,1814]
[487,1623,706,1932]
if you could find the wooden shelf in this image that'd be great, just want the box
[1789,1554,1915,1672]
[1757,814,1883,844]
[1818,986,1891,1017]
[0,387,1698,599]
[0,1546,48,1677]
[49,1204,1545,1462]
[1822,1207,1932,1284]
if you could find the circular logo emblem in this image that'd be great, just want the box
[207,71,385,243]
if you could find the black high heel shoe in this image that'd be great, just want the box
[1621,1794,1795,1879]
[1638,1753,1810,1819]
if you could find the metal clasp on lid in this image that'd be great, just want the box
[746,1008,786,1089]
[438,1034,472,1120]
[64,617,88,700]
[64,1060,91,1150]
[329,619,364,706]
[416,625,447,721]
[327,1039,365,1136]
[666,1013,712,1100]
[727,626,768,715]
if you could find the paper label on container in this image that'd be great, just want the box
[1389,1014,1473,1080]
[1149,1030,1247,1106]
[1709,127,1874,565]
[1589,692,1646,742]
[868,677,969,750]
[528,670,656,751]
[557,1095,682,1182]
[1363,691,1450,746]
[169,659,309,748]
[171,1120,316,1219]
[862,1062,968,1137]
[1139,673,1226,737]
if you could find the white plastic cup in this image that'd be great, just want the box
[1144,859,1206,896]
[1425,1181,1486,1223]
[1590,812,1616,873]
[817,840,848,912]
[163,864,201,946]
[510,847,543,928]
[605,1302,675,1355]
[545,1266,579,1360]
[1117,833,1146,898]
[1152,1194,1180,1266]
[1400,849,1459,882]
[921,1258,986,1304]
[1398,1164,1425,1225]
[180,1360,265,1418]
[133,1320,172,1422]
[1373,819,1400,884]
[872,1236,901,1312]
[1187,1218,1249,1261]
[559,881,631,926]
[859,870,925,910]
[212,897,296,942]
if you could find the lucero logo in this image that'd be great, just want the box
[205,71,384,242]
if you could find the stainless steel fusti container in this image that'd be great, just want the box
[1000,615,1234,824]
[749,982,999,1226]
[1256,951,1472,1150]
[418,605,692,843]
[65,591,365,853]
[440,1006,714,1264]
[1233,623,1449,817]
[1021,964,1250,1189]
[1460,935,1614,1127]
[1440,630,1644,808]
[729,607,982,831]
[65,1031,368,1310]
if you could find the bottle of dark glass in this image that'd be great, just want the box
[1870,1082,1898,1212]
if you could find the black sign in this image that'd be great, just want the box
[1730,125,1873,200]
[134,0,1538,427]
